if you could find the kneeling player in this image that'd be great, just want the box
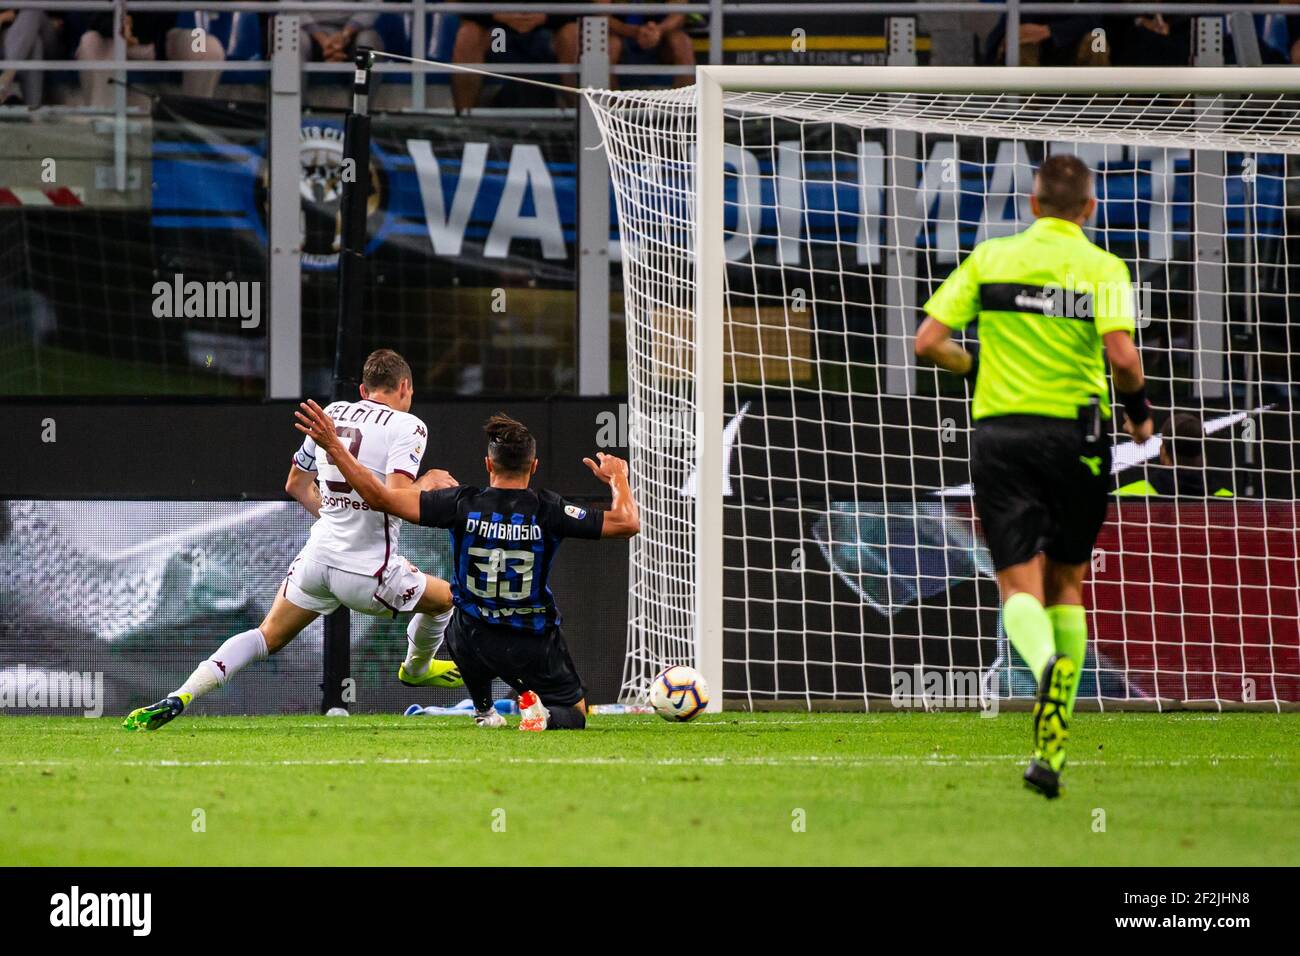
[124,350,464,731]
[296,403,640,730]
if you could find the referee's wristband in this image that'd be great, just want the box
[1118,384,1151,425]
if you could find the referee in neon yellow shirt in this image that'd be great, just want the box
[914,154,1153,798]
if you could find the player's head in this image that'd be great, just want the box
[484,413,538,485]
[1159,412,1205,468]
[1031,154,1096,225]
[359,349,414,412]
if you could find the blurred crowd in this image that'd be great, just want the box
[0,2,1297,110]
[0,0,697,109]
[984,3,1300,66]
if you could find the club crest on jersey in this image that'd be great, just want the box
[565,505,587,520]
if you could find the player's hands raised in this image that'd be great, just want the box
[1122,414,1155,443]
[295,400,341,451]
[583,452,629,485]
[416,468,458,491]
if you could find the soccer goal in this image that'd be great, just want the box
[587,67,1300,713]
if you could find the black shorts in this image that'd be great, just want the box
[970,414,1112,571]
[444,611,586,707]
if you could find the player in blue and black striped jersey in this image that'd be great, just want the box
[296,404,640,731]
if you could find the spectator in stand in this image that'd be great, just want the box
[168,12,229,98]
[75,11,228,105]
[554,2,629,98]
[1105,9,1193,66]
[0,8,61,107]
[76,11,173,106]
[604,0,695,87]
[984,2,1108,66]
[1263,1,1300,64]
[554,2,613,80]
[1108,4,1295,68]
[299,3,382,68]
[451,2,582,112]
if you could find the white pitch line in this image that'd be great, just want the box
[3,755,984,769]
[238,713,1240,728]
[0,753,1286,770]
[286,716,880,729]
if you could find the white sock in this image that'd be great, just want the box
[405,611,453,674]
[172,628,269,702]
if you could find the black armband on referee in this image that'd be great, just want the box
[1118,384,1151,425]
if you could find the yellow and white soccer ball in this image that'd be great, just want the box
[648,665,709,722]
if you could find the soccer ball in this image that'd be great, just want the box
[649,666,709,722]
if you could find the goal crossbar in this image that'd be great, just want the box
[693,65,1300,95]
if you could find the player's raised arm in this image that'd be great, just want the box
[294,400,422,523]
[582,452,641,539]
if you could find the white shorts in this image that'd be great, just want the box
[282,551,428,618]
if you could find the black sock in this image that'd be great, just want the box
[545,704,586,730]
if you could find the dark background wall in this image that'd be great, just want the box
[3,397,1296,710]
[0,398,633,710]
[0,397,629,500]
[9,397,1289,501]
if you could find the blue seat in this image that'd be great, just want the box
[1258,12,1292,63]
[373,12,412,58]
[432,14,460,62]
[369,12,459,86]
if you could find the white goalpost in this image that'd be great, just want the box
[587,67,1300,713]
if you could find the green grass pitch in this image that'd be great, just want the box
[2,712,1296,866]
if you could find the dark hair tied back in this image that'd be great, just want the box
[485,413,536,473]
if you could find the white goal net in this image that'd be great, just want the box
[587,71,1300,711]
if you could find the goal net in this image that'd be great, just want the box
[587,68,1300,712]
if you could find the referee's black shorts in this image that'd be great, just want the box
[444,611,586,708]
[970,414,1112,571]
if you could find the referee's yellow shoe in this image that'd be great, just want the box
[1024,654,1077,798]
